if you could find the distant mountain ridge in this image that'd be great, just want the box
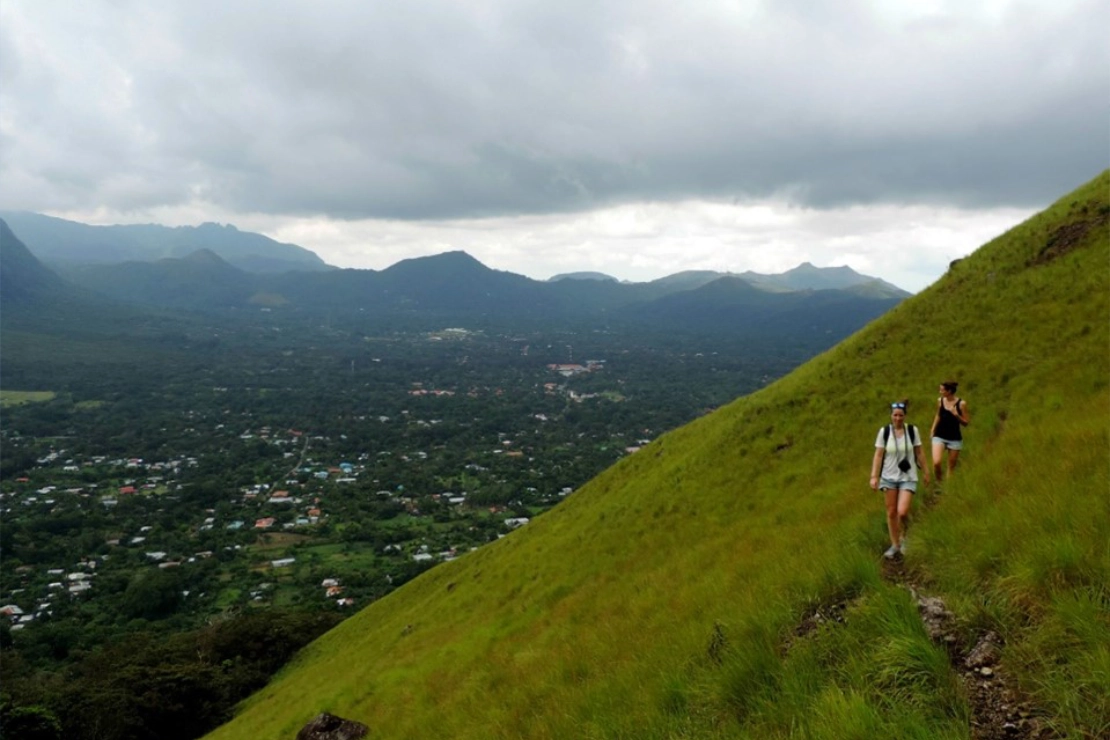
[646,263,908,298]
[2,211,910,341]
[2,211,910,298]
[548,271,620,282]
[0,211,332,274]
[5,236,907,339]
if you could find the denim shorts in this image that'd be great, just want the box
[932,437,963,451]
[880,478,916,492]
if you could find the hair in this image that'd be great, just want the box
[941,380,959,392]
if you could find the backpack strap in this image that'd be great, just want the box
[880,424,891,472]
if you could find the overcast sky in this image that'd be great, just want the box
[2,0,1106,291]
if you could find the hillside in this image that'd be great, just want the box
[204,171,1105,738]
[616,276,903,337]
[0,218,158,335]
[0,211,331,273]
[0,218,68,306]
[63,250,256,310]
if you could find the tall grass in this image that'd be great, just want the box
[206,172,1110,739]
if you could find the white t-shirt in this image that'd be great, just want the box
[875,425,920,482]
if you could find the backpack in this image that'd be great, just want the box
[881,424,917,473]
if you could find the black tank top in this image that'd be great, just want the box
[935,398,963,441]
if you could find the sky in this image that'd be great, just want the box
[1,1,1106,292]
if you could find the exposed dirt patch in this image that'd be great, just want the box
[779,596,851,656]
[707,621,729,665]
[883,560,1057,739]
[1028,213,1107,267]
[792,598,849,642]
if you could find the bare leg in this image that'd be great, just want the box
[947,449,961,477]
[884,488,901,546]
[897,489,914,545]
[932,441,945,482]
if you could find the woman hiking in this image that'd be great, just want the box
[929,380,970,483]
[870,400,930,559]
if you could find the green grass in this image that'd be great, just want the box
[0,389,56,406]
[214,588,244,610]
[206,171,1110,739]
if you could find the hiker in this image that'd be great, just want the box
[929,381,970,482]
[870,400,930,559]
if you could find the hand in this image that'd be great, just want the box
[869,476,879,490]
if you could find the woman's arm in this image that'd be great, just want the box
[914,442,931,484]
[929,398,941,437]
[956,399,970,426]
[870,448,884,489]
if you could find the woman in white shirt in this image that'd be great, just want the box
[870,400,931,559]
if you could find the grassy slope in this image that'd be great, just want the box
[207,172,1109,740]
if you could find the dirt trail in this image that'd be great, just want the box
[784,491,1058,740]
[881,556,1056,740]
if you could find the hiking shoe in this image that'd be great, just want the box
[883,545,899,560]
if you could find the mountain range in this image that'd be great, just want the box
[0,211,331,274]
[1,214,909,339]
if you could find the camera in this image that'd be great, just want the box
[897,458,912,473]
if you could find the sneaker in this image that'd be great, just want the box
[898,540,907,555]
[883,545,899,560]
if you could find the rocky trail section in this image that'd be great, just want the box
[883,558,1056,740]
[782,552,1058,738]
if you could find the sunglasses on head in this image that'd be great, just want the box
[890,403,906,409]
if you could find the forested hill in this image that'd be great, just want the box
[205,174,1109,738]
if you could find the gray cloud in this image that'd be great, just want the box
[1,0,1106,221]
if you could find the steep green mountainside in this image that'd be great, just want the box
[207,173,1109,739]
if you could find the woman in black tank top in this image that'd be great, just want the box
[929,381,970,483]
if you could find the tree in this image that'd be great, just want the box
[119,570,183,621]
[0,702,63,740]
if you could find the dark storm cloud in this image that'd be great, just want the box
[2,0,1107,220]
